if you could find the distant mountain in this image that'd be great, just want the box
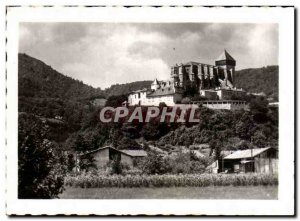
[235,66,278,100]
[103,81,152,97]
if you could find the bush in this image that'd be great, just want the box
[141,152,171,175]
[181,97,191,104]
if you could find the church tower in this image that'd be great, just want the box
[215,50,236,88]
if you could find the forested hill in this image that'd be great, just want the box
[19,53,105,100]
[235,66,278,100]
[18,54,153,142]
[19,53,152,99]
[103,81,152,97]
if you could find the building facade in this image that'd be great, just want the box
[127,50,246,109]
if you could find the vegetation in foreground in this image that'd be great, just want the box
[60,186,278,199]
[65,173,278,188]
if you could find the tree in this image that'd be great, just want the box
[117,137,141,150]
[252,131,268,148]
[235,113,255,140]
[141,152,170,175]
[105,94,128,108]
[208,132,223,161]
[18,114,66,199]
[249,96,269,124]
[67,153,76,172]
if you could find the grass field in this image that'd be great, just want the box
[60,186,277,199]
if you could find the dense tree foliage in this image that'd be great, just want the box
[18,114,66,199]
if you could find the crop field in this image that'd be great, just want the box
[60,186,278,199]
[65,173,278,188]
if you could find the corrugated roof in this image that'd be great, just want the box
[216,50,235,61]
[224,147,271,159]
[121,150,148,157]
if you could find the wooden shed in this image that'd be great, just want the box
[208,147,278,174]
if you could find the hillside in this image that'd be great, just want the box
[103,81,152,97]
[18,53,106,139]
[235,66,278,100]
[19,53,105,100]
[18,54,152,141]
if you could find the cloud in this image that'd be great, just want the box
[19,23,278,89]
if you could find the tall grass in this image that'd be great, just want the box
[65,173,278,188]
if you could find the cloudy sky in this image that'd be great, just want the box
[19,23,278,89]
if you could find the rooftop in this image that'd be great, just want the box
[216,50,236,61]
[147,86,178,97]
[129,88,150,94]
[80,146,148,158]
[224,147,272,160]
[121,150,148,157]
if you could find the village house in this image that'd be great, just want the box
[207,147,278,174]
[79,146,147,170]
[127,50,246,110]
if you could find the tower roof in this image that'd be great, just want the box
[216,50,235,61]
[152,78,158,84]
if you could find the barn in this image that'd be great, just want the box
[207,147,278,174]
[79,146,147,170]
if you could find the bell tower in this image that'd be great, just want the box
[215,50,236,88]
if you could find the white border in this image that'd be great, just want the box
[6,6,294,215]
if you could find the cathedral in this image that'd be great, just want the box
[171,49,235,91]
[127,50,246,109]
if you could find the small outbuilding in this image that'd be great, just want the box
[207,147,278,174]
[79,146,147,170]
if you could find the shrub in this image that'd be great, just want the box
[141,152,171,175]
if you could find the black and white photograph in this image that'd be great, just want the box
[5,6,294,216]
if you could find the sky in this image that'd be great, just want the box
[19,23,278,89]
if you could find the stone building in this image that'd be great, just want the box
[127,50,246,109]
